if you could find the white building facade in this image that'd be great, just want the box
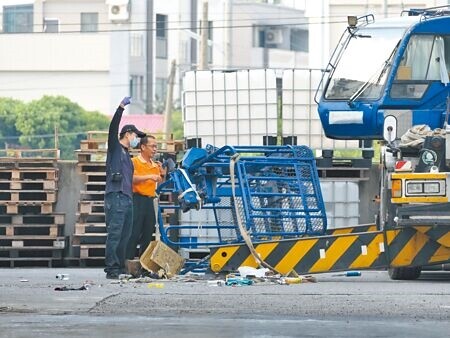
[0,0,447,114]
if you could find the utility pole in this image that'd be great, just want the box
[163,59,177,141]
[225,0,233,68]
[199,1,209,70]
[382,0,388,18]
[263,28,269,68]
[146,0,154,114]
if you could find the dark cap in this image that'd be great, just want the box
[120,124,146,138]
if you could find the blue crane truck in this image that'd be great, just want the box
[158,7,450,280]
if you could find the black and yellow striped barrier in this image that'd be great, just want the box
[210,224,450,274]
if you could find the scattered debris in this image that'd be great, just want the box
[238,266,271,278]
[56,274,69,281]
[278,276,317,285]
[147,283,164,289]
[332,271,362,277]
[126,259,142,278]
[54,285,88,291]
[140,240,185,278]
[207,280,226,287]
[225,274,254,286]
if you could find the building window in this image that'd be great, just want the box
[130,33,144,57]
[44,18,59,33]
[156,14,168,59]
[156,14,167,38]
[155,78,167,102]
[3,4,33,33]
[130,75,145,101]
[80,13,98,33]
[290,29,308,52]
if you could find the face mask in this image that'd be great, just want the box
[130,136,139,148]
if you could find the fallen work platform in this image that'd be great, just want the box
[209,224,450,275]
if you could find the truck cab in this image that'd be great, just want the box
[317,9,450,140]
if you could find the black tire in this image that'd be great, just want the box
[388,266,422,280]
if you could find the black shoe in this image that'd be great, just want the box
[106,272,119,280]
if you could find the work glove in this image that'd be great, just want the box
[121,96,132,106]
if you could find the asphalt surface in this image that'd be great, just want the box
[0,269,449,337]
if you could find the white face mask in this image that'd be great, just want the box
[130,136,139,148]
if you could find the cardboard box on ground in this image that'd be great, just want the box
[137,240,185,277]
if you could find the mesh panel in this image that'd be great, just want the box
[161,145,326,247]
[234,156,326,239]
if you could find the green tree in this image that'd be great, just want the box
[14,96,109,159]
[171,109,183,139]
[0,98,25,149]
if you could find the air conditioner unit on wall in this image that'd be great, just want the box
[106,0,130,22]
[265,28,283,45]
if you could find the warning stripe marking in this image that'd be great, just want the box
[309,235,359,273]
[390,231,429,267]
[329,233,378,271]
[428,245,450,263]
[349,233,385,269]
[209,226,450,274]
[209,246,240,272]
[240,242,279,268]
[414,225,450,247]
[274,239,318,275]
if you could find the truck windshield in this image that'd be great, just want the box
[324,27,404,100]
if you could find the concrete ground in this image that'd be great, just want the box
[0,269,449,337]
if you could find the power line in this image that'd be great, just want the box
[37,15,313,27]
[3,19,347,35]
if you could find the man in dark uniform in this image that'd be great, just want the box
[104,96,145,279]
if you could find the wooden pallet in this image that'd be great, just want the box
[0,245,64,267]
[0,180,56,191]
[0,190,57,203]
[83,172,106,183]
[0,257,63,268]
[78,130,184,153]
[316,167,370,180]
[72,244,105,259]
[1,214,65,226]
[2,202,54,215]
[79,201,105,215]
[76,151,107,163]
[0,168,58,181]
[0,236,65,248]
[77,162,106,174]
[0,148,58,159]
[85,182,105,192]
[79,191,104,202]
[74,222,106,235]
[76,213,105,224]
[72,233,106,246]
[0,246,64,262]
[0,223,63,237]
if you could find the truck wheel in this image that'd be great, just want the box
[388,266,422,280]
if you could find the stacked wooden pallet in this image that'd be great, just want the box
[73,131,183,266]
[0,149,65,267]
[73,132,107,266]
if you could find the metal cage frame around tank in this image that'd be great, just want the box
[156,145,327,248]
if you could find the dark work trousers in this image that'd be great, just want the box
[104,192,133,274]
[126,193,156,259]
